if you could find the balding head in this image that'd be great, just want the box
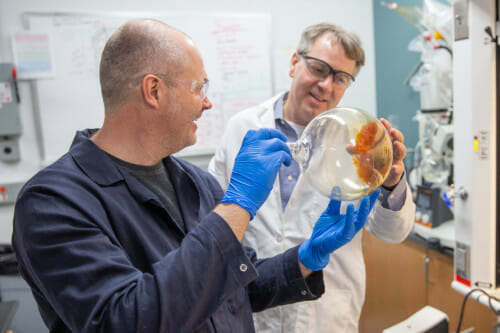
[99,19,191,110]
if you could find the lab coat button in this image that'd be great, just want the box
[239,264,248,272]
[276,235,283,242]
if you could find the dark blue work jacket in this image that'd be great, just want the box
[12,130,323,333]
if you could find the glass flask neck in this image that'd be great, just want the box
[287,137,311,169]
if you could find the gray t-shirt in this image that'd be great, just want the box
[108,154,185,232]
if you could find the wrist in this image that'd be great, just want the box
[213,203,251,241]
[221,178,273,219]
[299,259,313,278]
[382,172,405,190]
[220,185,259,219]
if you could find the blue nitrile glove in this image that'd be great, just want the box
[221,128,292,218]
[298,189,381,271]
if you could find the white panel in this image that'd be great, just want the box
[453,0,498,294]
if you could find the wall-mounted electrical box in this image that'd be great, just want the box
[0,63,22,162]
[0,182,24,205]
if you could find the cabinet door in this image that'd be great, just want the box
[426,250,498,332]
[360,230,427,332]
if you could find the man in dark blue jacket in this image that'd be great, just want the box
[12,19,379,332]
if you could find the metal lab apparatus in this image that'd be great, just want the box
[415,185,453,228]
[452,0,500,303]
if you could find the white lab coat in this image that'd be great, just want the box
[208,93,416,333]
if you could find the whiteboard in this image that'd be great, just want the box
[26,12,272,164]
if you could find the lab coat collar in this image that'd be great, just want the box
[256,92,286,128]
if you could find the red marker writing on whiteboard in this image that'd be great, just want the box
[11,67,20,103]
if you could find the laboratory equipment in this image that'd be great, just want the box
[383,306,449,333]
[415,185,453,228]
[385,1,455,223]
[287,107,393,201]
[409,111,454,229]
[452,0,500,300]
[384,0,454,112]
[412,132,454,231]
[417,122,453,185]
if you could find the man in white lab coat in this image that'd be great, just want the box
[209,23,415,332]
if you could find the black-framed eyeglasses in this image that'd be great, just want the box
[298,52,355,89]
[150,74,209,100]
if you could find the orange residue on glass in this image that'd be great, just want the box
[351,122,392,185]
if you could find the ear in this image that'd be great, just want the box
[141,74,162,109]
[289,51,299,78]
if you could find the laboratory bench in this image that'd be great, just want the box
[359,226,498,332]
[409,220,455,258]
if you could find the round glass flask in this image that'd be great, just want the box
[287,107,393,201]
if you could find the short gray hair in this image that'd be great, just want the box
[297,22,365,76]
[99,19,187,110]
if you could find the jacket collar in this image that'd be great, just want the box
[69,129,202,234]
[69,130,158,205]
[69,129,124,186]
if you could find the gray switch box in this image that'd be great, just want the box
[0,181,24,205]
[0,63,22,161]
[0,136,20,162]
[455,241,470,281]
[454,0,469,41]
[0,63,22,136]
